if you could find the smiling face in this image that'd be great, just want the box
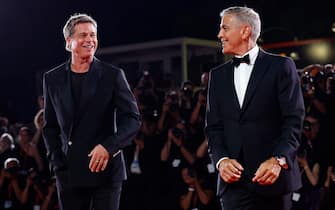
[66,22,98,60]
[217,14,250,56]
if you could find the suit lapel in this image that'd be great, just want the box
[227,61,242,111]
[241,49,270,113]
[59,60,75,138]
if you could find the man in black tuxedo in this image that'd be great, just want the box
[205,6,305,210]
[42,14,141,210]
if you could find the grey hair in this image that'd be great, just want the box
[220,6,261,42]
[63,13,97,51]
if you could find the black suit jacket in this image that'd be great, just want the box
[205,49,305,195]
[42,58,141,187]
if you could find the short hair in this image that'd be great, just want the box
[4,157,20,169]
[220,6,261,42]
[63,13,97,51]
[0,133,15,150]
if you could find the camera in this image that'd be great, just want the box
[200,87,208,96]
[187,167,196,178]
[166,91,179,112]
[139,70,153,90]
[300,72,315,93]
[303,120,312,132]
[182,86,193,98]
[172,127,184,139]
[326,71,335,95]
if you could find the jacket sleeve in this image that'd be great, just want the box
[205,69,229,166]
[100,69,141,156]
[42,73,67,171]
[272,57,305,168]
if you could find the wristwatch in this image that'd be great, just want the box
[275,156,289,169]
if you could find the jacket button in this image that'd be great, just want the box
[68,141,73,146]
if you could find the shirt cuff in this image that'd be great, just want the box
[216,157,229,170]
[112,150,121,158]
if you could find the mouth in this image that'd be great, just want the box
[82,44,95,49]
[220,40,227,47]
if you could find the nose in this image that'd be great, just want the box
[85,36,92,41]
[217,29,223,40]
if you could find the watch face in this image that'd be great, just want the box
[276,156,288,169]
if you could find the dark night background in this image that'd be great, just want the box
[0,0,333,122]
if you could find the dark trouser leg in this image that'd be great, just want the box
[92,181,123,210]
[221,183,292,210]
[56,185,91,210]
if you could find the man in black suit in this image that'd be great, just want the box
[42,14,141,210]
[205,6,305,210]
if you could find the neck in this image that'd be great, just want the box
[235,41,256,56]
[71,54,93,73]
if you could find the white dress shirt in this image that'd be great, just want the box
[234,45,259,108]
[216,45,259,169]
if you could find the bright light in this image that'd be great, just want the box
[306,42,332,62]
[332,22,335,32]
[290,52,299,60]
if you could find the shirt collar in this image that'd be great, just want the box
[235,45,259,65]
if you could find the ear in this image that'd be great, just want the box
[241,25,251,40]
[65,37,72,51]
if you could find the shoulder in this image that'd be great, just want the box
[43,62,68,80]
[260,49,295,66]
[93,58,123,75]
[210,60,231,76]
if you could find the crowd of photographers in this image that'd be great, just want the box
[1,63,335,210]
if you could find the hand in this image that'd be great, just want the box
[297,156,308,168]
[306,87,315,99]
[252,157,281,185]
[25,143,39,157]
[162,102,170,113]
[134,138,144,150]
[48,182,57,195]
[3,170,13,180]
[168,128,183,147]
[198,93,206,106]
[26,176,34,187]
[218,159,244,183]
[171,136,183,147]
[88,144,110,173]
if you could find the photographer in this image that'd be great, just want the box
[292,115,322,210]
[190,87,207,126]
[320,165,335,210]
[121,112,164,210]
[179,164,216,210]
[133,70,160,114]
[179,81,195,121]
[0,158,24,210]
[160,121,195,210]
[0,133,19,168]
[300,66,327,117]
[41,177,59,210]
[190,72,208,126]
[17,126,44,173]
[20,168,46,210]
[160,121,195,165]
[157,90,183,132]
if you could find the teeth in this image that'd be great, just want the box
[83,45,93,48]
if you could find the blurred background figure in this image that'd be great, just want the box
[292,114,322,210]
[179,163,218,210]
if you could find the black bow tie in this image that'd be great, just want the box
[232,54,250,67]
